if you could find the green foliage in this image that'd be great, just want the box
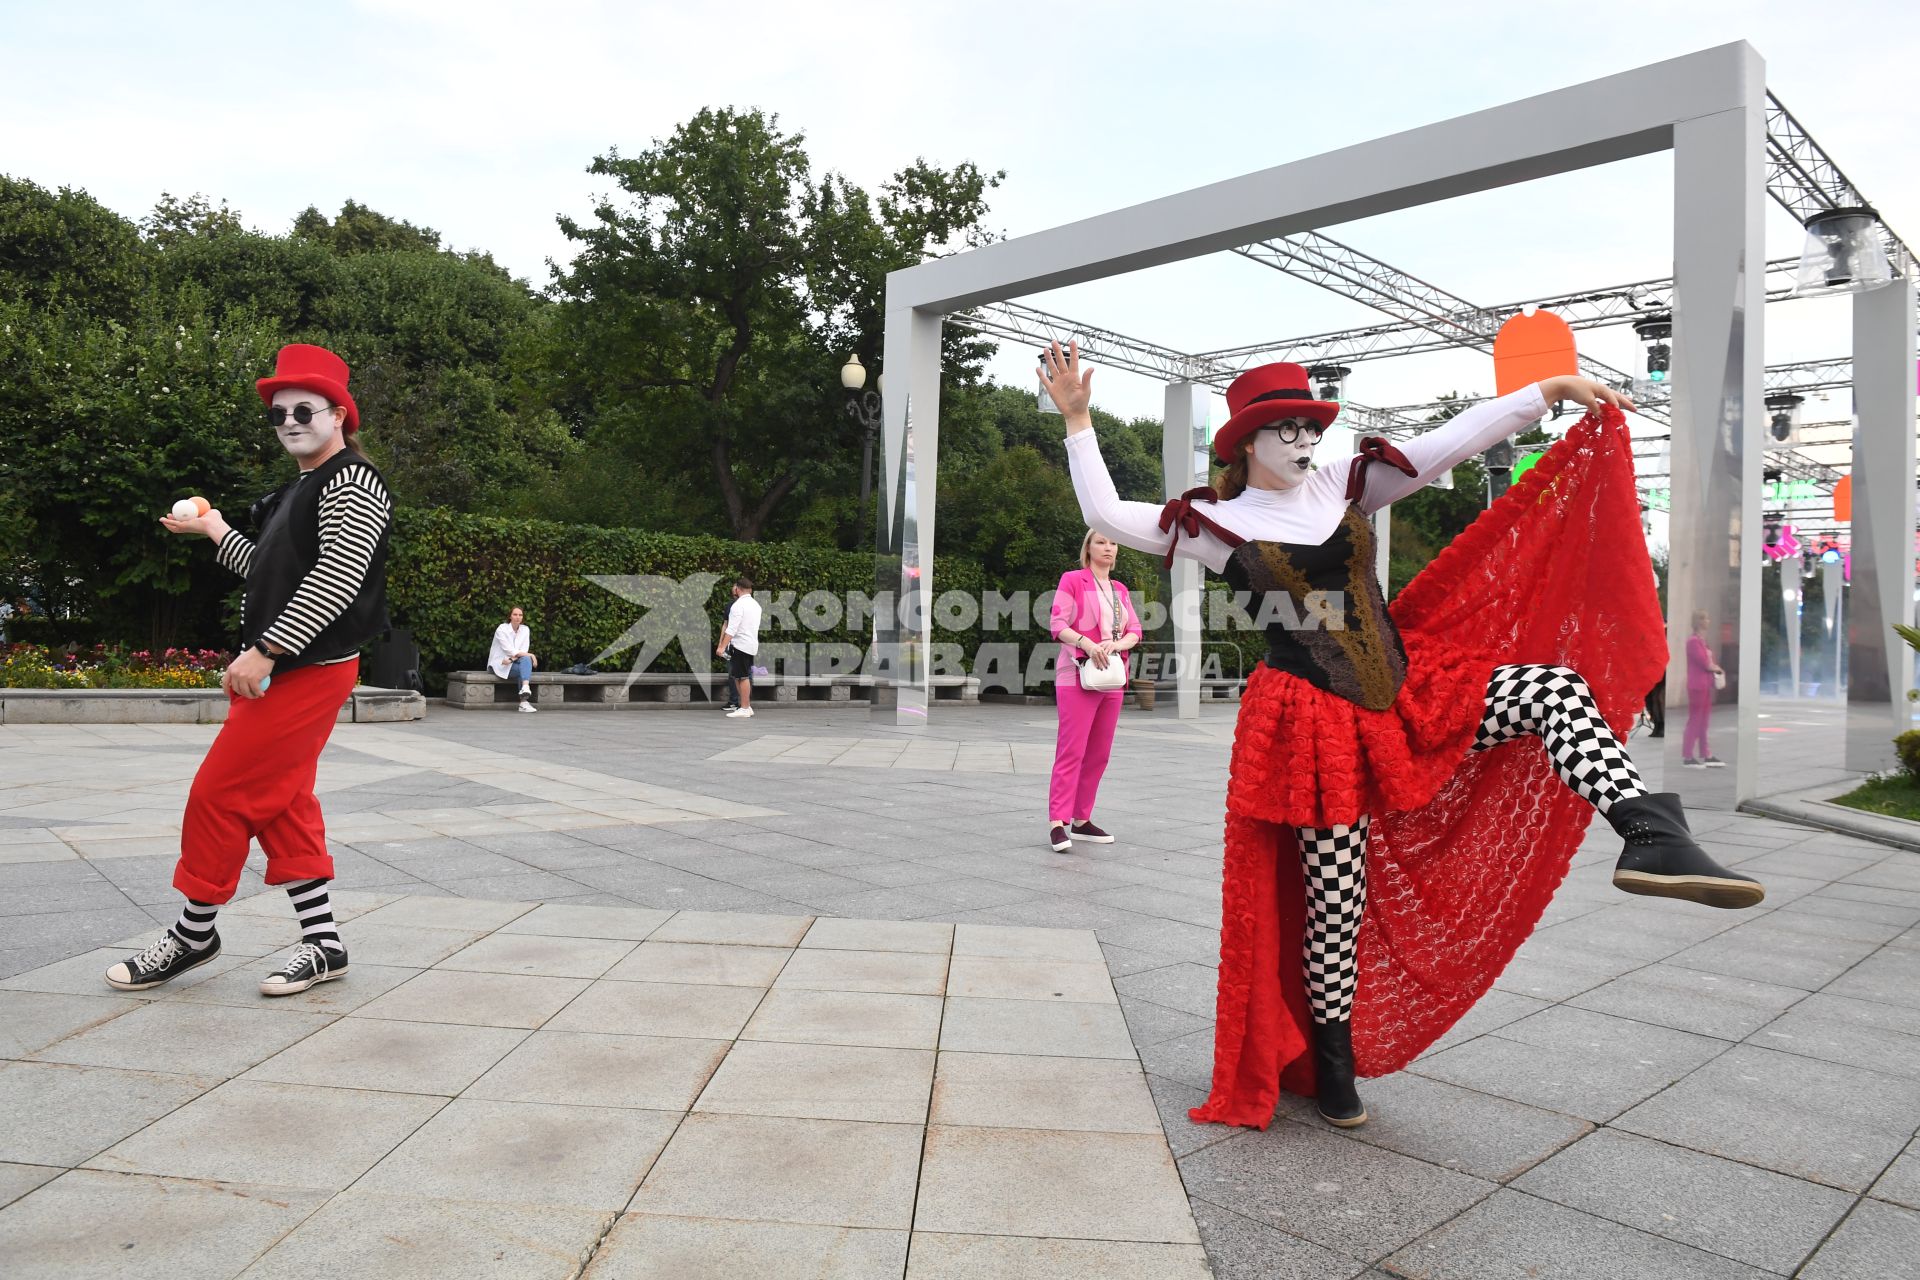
[386,507,985,689]
[293,199,443,258]
[1896,730,1920,780]
[1832,770,1920,819]
[1385,391,1491,597]
[547,107,1001,543]
[0,292,285,649]
[0,178,571,645]
[0,176,147,322]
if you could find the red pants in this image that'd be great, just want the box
[173,659,358,904]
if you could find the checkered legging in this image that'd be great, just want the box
[1296,664,1647,1023]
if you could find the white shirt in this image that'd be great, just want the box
[489,623,530,679]
[725,594,763,656]
[1066,385,1550,572]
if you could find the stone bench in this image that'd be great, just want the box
[444,670,981,709]
[0,685,426,725]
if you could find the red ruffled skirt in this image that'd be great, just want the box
[1191,407,1667,1129]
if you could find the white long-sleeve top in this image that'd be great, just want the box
[1066,384,1550,573]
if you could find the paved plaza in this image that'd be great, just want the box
[4,698,1920,1277]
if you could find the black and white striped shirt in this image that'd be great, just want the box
[217,463,392,665]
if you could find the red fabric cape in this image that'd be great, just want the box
[1190,407,1666,1128]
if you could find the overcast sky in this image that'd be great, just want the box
[5,0,1914,428]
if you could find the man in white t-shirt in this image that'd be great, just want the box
[715,575,762,719]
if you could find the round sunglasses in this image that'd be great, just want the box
[267,403,337,427]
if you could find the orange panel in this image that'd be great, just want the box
[1492,310,1578,397]
[1833,474,1852,523]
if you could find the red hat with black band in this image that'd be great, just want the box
[1212,362,1340,463]
[256,343,360,434]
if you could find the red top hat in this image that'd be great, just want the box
[256,343,359,433]
[1213,362,1340,463]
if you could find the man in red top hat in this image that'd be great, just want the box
[107,343,394,998]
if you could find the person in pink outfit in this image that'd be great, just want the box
[1048,530,1144,852]
[1684,609,1727,767]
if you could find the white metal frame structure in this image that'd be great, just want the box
[876,42,1917,808]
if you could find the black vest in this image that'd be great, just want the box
[243,449,392,673]
[1220,504,1408,712]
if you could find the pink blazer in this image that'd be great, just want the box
[1050,568,1144,682]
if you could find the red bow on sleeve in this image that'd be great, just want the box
[1345,437,1419,501]
[1156,486,1247,568]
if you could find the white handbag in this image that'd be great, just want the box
[1076,651,1129,691]
[1712,670,1726,691]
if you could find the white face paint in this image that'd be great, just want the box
[1248,420,1320,490]
[270,388,345,464]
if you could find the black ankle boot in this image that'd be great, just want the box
[1311,1019,1368,1127]
[1607,792,1764,909]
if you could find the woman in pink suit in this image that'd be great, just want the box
[1684,609,1727,767]
[1048,530,1144,852]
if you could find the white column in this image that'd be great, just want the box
[874,304,944,729]
[1825,559,1844,696]
[1163,383,1208,720]
[1667,64,1766,810]
[1782,561,1801,694]
[1844,279,1919,768]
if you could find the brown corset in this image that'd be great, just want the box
[1221,504,1407,711]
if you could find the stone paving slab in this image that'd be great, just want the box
[9,700,1920,1276]
[0,894,1201,1277]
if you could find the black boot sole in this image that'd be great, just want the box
[1613,869,1765,910]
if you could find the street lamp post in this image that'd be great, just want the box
[842,354,884,547]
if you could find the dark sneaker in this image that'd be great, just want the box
[105,929,221,992]
[1701,756,1727,768]
[1607,792,1764,909]
[1049,823,1073,852]
[1070,820,1115,844]
[1682,757,1706,768]
[260,942,348,996]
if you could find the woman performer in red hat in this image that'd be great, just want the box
[107,344,392,998]
[1040,342,1761,1130]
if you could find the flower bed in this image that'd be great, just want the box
[0,643,231,689]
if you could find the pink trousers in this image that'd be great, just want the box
[1050,679,1124,821]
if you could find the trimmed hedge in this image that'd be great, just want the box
[388,508,987,690]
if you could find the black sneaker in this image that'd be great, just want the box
[1070,820,1115,844]
[105,929,221,992]
[1049,823,1073,853]
[260,942,348,996]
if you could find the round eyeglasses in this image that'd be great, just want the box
[268,403,336,428]
[1267,420,1326,446]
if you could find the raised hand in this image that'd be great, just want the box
[1542,375,1635,414]
[1038,340,1095,428]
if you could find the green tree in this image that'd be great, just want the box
[0,175,148,322]
[547,107,1001,542]
[0,293,284,648]
[1387,393,1492,596]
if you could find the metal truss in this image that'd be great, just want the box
[1220,231,1663,421]
[948,298,1420,436]
[942,91,1906,501]
[1195,260,1801,369]
[1766,92,1915,275]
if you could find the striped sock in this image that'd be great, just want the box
[170,900,218,951]
[287,879,343,953]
